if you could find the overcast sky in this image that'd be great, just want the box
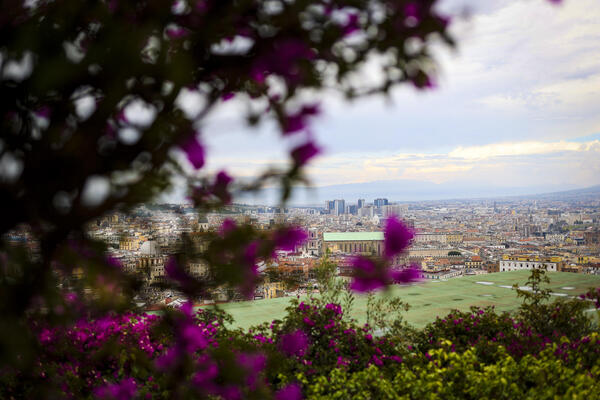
[177,0,600,201]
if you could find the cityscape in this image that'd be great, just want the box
[3,0,600,398]
[10,186,595,312]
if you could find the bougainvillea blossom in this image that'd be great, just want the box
[349,256,388,292]
[275,382,303,400]
[280,329,310,357]
[239,241,260,299]
[212,170,234,204]
[181,134,205,169]
[291,141,320,166]
[93,378,137,400]
[283,104,320,134]
[273,227,308,251]
[391,265,422,284]
[383,216,414,259]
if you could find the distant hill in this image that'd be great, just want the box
[235,179,595,206]
[525,184,600,201]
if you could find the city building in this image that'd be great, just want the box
[322,232,384,256]
[374,198,389,208]
[382,204,408,217]
[333,199,345,216]
[499,255,563,272]
[325,200,335,214]
[584,230,600,246]
[262,282,285,299]
[306,229,321,256]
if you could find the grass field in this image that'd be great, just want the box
[198,271,600,330]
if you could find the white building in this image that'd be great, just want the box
[499,255,562,272]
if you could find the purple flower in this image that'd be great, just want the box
[343,13,360,36]
[219,218,237,236]
[283,104,320,134]
[349,256,386,292]
[274,227,308,251]
[243,241,258,266]
[384,216,414,259]
[181,134,205,169]
[391,266,422,284]
[275,383,303,400]
[64,291,78,304]
[404,2,420,19]
[181,323,208,352]
[410,72,436,90]
[219,386,242,400]
[165,257,191,285]
[105,256,122,269]
[239,241,260,299]
[191,360,218,387]
[325,303,343,315]
[38,328,53,345]
[222,92,235,101]
[117,109,128,124]
[94,378,137,400]
[237,353,267,390]
[238,352,266,372]
[179,301,194,317]
[35,106,51,119]
[166,26,188,39]
[155,347,179,370]
[212,171,233,204]
[250,69,266,84]
[291,141,320,166]
[250,39,315,84]
[371,355,383,366]
[280,330,309,357]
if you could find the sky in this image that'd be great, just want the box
[171,0,600,203]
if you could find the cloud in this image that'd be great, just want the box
[303,138,600,186]
[448,140,599,160]
[202,137,600,189]
[164,0,600,200]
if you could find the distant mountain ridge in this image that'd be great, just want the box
[235,179,598,206]
[525,184,600,201]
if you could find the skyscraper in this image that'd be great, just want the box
[325,200,335,214]
[334,199,345,215]
[358,199,366,209]
[374,198,388,208]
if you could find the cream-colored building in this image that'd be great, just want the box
[499,255,562,272]
[322,232,384,256]
[263,282,285,299]
[119,236,145,251]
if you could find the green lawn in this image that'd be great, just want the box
[197,271,600,330]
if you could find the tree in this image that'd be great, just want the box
[1,0,451,352]
[0,0,561,397]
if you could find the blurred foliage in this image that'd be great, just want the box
[1,2,455,391]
